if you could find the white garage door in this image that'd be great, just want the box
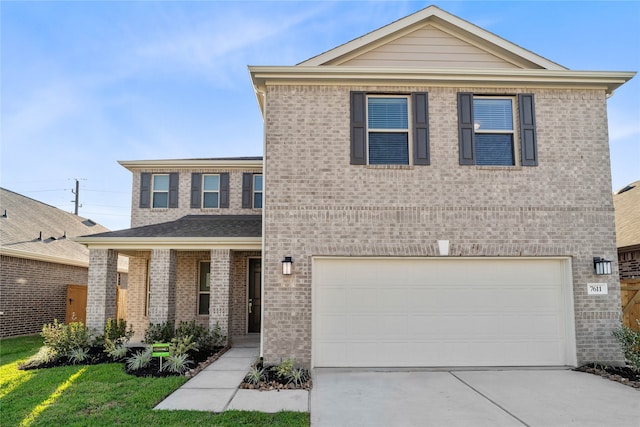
[313,257,575,367]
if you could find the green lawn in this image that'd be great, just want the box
[0,336,309,427]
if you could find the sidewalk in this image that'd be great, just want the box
[154,335,309,413]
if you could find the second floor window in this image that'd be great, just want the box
[367,96,410,165]
[203,175,220,208]
[473,97,515,166]
[253,174,263,208]
[152,174,169,208]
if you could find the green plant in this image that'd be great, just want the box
[175,321,225,354]
[162,353,193,374]
[41,320,93,355]
[18,345,58,369]
[612,320,640,371]
[286,367,308,386]
[245,366,266,385]
[105,343,129,360]
[144,321,175,344]
[169,335,198,356]
[67,347,90,364]
[273,358,296,379]
[104,318,134,342]
[126,348,153,371]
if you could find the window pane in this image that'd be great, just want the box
[199,263,210,291]
[198,294,210,315]
[369,133,409,165]
[476,134,514,165]
[152,192,168,208]
[203,192,219,208]
[253,175,263,191]
[473,99,513,131]
[153,175,169,191]
[253,193,262,209]
[203,175,219,191]
[368,98,408,129]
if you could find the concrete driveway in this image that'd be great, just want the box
[311,369,639,427]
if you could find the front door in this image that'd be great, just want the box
[248,259,261,333]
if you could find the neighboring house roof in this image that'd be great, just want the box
[75,215,262,252]
[0,187,128,271]
[249,6,635,115]
[614,180,640,251]
[119,157,263,171]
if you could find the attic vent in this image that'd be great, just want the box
[83,219,97,226]
[616,185,635,195]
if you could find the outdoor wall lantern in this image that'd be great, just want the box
[282,256,293,275]
[593,257,612,275]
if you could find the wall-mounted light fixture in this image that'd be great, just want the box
[593,257,612,275]
[282,256,293,275]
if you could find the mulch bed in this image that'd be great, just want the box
[239,366,312,391]
[574,365,640,389]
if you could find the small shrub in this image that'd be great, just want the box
[169,335,197,356]
[19,346,59,369]
[245,366,266,385]
[67,347,90,364]
[287,367,308,386]
[273,358,296,379]
[144,321,174,344]
[612,321,640,371]
[126,348,152,371]
[42,320,93,355]
[105,343,128,360]
[104,318,134,342]
[175,321,225,354]
[162,353,193,374]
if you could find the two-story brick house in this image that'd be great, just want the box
[80,6,634,368]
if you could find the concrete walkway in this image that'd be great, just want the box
[311,369,640,427]
[154,335,309,413]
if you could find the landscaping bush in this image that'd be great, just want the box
[103,318,134,361]
[41,319,93,356]
[612,320,640,371]
[144,321,175,344]
[175,320,225,354]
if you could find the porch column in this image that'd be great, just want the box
[210,249,231,345]
[86,248,118,331]
[148,249,177,325]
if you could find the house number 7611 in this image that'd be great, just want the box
[587,283,608,295]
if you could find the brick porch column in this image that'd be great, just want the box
[86,248,118,332]
[210,249,231,344]
[148,249,177,325]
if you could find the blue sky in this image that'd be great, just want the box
[2,1,638,231]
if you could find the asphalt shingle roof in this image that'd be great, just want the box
[83,215,262,239]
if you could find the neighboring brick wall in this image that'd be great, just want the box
[262,85,622,367]
[0,255,88,337]
[619,249,640,280]
[86,249,118,332]
[130,168,262,227]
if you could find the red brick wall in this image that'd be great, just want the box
[0,255,88,337]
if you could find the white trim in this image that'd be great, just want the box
[73,236,262,251]
[0,247,128,273]
[119,159,262,171]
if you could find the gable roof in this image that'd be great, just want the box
[614,180,640,250]
[299,5,566,70]
[0,188,127,271]
[74,215,262,252]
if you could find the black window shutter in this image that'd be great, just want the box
[458,92,475,165]
[190,173,202,208]
[412,92,430,165]
[219,173,230,208]
[518,94,538,166]
[350,91,366,165]
[139,173,151,208]
[242,173,253,209]
[168,173,179,208]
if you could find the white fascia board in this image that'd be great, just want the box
[1,247,89,268]
[118,159,263,172]
[73,236,262,251]
[250,66,636,95]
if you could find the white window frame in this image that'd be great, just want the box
[202,174,220,209]
[198,261,211,316]
[253,174,263,209]
[152,174,170,208]
[366,94,412,165]
[473,96,518,166]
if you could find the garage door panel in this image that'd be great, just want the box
[313,258,574,367]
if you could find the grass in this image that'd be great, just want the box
[0,336,309,427]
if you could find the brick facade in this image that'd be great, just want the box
[86,249,119,332]
[130,168,261,228]
[0,255,89,337]
[262,85,623,367]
